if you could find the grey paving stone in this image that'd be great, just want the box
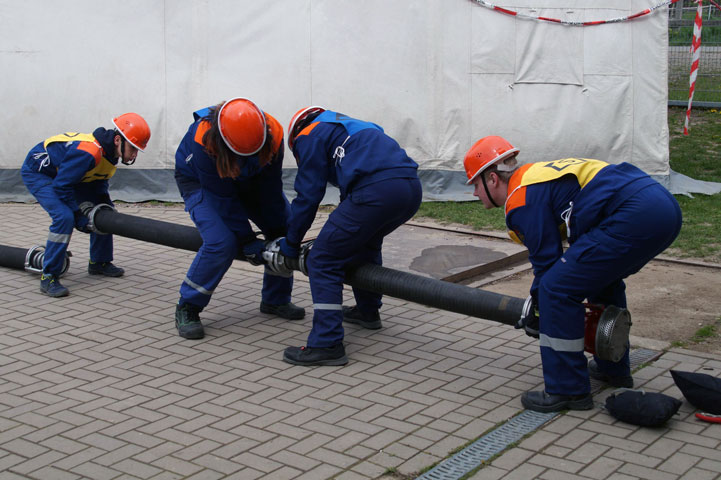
[2,204,721,480]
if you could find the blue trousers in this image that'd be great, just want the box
[538,183,682,395]
[21,171,113,277]
[179,189,293,309]
[306,177,422,347]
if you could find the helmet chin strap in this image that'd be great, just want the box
[481,173,500,208]
[119,136,135,166]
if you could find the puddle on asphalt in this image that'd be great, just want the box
[409,245,506,279]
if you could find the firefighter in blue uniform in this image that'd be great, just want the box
[276,107,422,366]
[174,97,305,340]
[21,113,151,297]
[463,136,682,412]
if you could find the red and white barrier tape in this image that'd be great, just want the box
[471,1,708,134]
[684,0,704,135]
[471,0,681,26]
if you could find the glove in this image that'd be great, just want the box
[242,239,266,266]
[263,238,294,278]
[515,295,540,339]
[278,237,300,259]
[73,210,92,234]
[98,193,112,206]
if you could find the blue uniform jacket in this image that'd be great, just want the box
[174,108,288,239]
[505,162,658,301]
[286,111,418,245]
[23,128,117,212]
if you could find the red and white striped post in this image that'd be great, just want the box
[684,0,704,135]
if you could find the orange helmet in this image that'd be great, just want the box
[287,106,325,151]
[112,113,151,151]
[464,136,519,185]
[218,98,266,156]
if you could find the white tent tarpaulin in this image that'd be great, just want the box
[2,0,697,202]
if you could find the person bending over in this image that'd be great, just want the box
[173,98,304,340]
[463,135,681,412]
[21,113,151,297]
[276,107,422,366]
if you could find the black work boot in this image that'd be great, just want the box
[259,301,305,320]
[283,344,348,366]
[40,274,69,298]
[588,359,634,388]
[342,305,382,330]
[88,261,125,277]
[521,390,594,413]
[175,303,204,339]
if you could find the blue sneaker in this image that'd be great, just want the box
[88,261,125,277]
[40,274,69,297]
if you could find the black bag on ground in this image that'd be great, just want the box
[671,370,721,415]
[605,389,681,427]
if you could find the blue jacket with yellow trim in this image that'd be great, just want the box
[286,110,418,246]
[504,159,658,300]
[174,108,287,228]
[23,128,118,212]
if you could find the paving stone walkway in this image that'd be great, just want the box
[1,204,719,480]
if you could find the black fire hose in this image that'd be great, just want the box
[80,204,525,326]
[85,204,205,253]
[0,244,71,276]
[275,253,524,326]
[0,244,28,270]
[346,263,524,326]
[2,206,630,361]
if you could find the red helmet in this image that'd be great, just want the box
[218,98,267,156]
[464,136,519,185]
[287,106,325,151]
[112,113,151,151]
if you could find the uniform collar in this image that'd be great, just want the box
[92,127,119,164]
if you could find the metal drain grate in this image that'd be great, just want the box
[416,410,555,480]
[416,349,661,480]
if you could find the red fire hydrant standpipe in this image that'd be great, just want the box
[0,203,631,362]
[584,303,632,365]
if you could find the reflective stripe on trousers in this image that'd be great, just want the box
[313,303,343,310]
[183,276,214,296]
[539,334,584,353]
[47,232,71,244]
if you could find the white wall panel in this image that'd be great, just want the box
[0,0,669,188]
